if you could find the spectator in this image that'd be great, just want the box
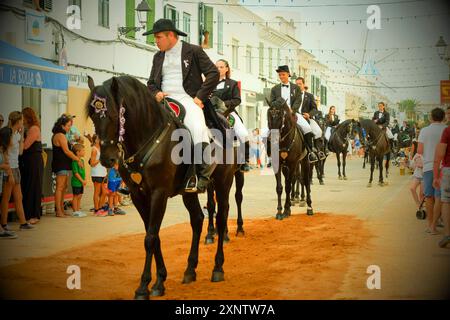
[0,114,4,128]
[52,114,82,218]
[410,152,424,210]
[249,129,262,169]
[21,107,43,225]
[418,108,446,235]
[433,124,450,248]
[90,135,108,215]
[1,112,34,231]
[64,114,82,147]
[0,127,17,239]
[446,106,450,126]
[71,144,87,217]
[105,162,126,217]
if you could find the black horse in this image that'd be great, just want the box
[204,169,245,244]
[328,119,358,180]
[358,119,391,187]
[86,75,237,299]
[267,98,311,218]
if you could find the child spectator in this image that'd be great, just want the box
[0,127,17,239]
[89,135,108,215]
[410,152,424,209]
[105,162,126,217]
[71,144,87,217]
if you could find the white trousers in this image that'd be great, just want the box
[295,114,322,139]
[325,127,332,141]
[230,112,249,143]
[173,95,209,145]
[386,127,394,139]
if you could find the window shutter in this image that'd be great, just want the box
[146,0,155,44]
[204,6,213,48]
[126,0,135,39]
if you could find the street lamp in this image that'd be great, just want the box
[436,36,450,79]
[118,0,151,36]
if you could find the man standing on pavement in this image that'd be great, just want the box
[418,108,446,235]
[433,120,450,248]
[145,19,219,193]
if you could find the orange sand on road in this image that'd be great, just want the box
[0,213,371,300]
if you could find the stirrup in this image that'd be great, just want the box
[318,151,326,161]
[185,176,198,193]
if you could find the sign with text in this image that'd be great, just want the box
[441,80,450,105]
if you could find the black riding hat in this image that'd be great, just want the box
[143,18,187,36]
[276,65,290,75]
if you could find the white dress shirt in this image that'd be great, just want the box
[161,40,186,98]
[281,83,291,107]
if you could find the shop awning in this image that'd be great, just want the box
[0,40,68,91]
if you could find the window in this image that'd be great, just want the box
[68,0,81,18]
[232,39,239,69]
[217,12,224,54]
[246,45,252,74]
[277,48,281,67]
[183,13,191,43]
[259,42,264,76]
[268,47,273,79]
[146,0,156,44]
[22,87,41,120]
[164,5,179,28]
[98,0,109,28]
[125,0,135,39]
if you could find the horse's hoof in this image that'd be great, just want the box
[211,271,225,282]
[338,176,343,180]
[319,181,324,185]
[205,236,214,245]
[150,287,165,297]
[275,213,284,220]
[343,176,348,180]
[307,208,314,216]
[134,291,150,300]
[299,201,306,207]
[236,229,245,237]
[182,272,197,284]
[282,212,291,218]
[378,182,384,186]
[224,234,230,243]
[367,183,372,188]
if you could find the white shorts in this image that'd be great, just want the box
[295,114,322,139]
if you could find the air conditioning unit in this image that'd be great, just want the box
[23,0,52,12]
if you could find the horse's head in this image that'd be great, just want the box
[267,97,291,131]
[86,76,123,168]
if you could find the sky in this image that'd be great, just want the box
[245,0,450,105]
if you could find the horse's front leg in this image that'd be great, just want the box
[368,154,375,187]
[234,171,245,236]
[378,156,384,186]
[182,193,204,284]
[337,152,342,179]
[211,178,233,282]
[302,159,313,215]
[135,189,168,300]
[283,167,292,218]
[275,170,283,220]
[342,151,348,180]
[205,185,216,244]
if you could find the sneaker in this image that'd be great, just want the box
[0,230,18,239]
[438,236,450,248]
[2,224,12,232]
[107,208,115,216]
[114,207,126,215]
[97,210,108,217]
[72,211,87,218]
[20,223,34,230]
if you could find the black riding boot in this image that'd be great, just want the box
[240,141,251,172]
[304,132,319,163]
[195,142,216,193]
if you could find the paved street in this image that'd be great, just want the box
[1,155,449,299]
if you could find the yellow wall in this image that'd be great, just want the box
[67,86,95,185]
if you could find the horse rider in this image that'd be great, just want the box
[324,105,340,150]
[261,66,319,163]
[295,75,326,162]
[372,101,394,141]
[211,59,251,172]
[145,19,219,193]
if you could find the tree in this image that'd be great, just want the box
[397,99,419,121]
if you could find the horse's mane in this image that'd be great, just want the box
[335,119,353,133]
